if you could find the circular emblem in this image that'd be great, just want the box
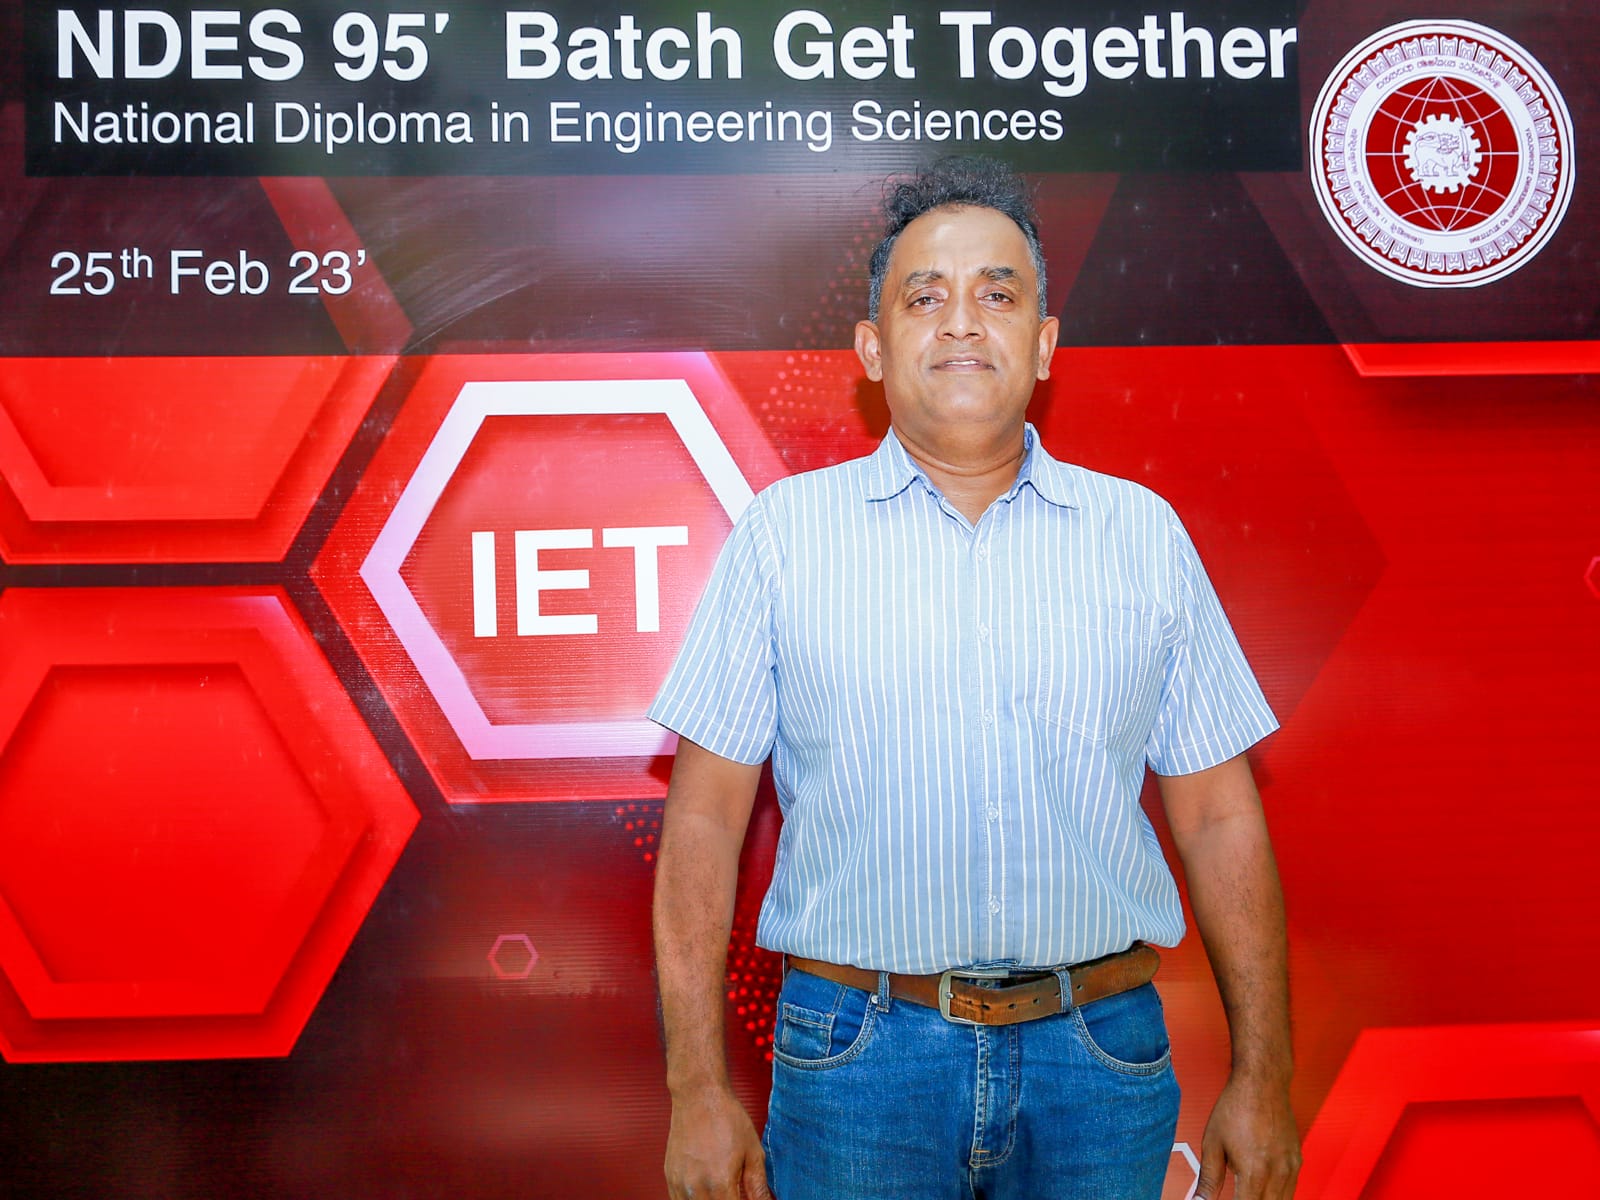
[1310,20,1574,288]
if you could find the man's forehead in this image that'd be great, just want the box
[888,205,1035,281]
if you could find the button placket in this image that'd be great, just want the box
[971,519,1006,953]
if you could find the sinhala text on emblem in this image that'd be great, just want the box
[1310,20,1574,288]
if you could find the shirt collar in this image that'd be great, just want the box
[864,423,1080,510]
[1014,426,1080,509]
[862,427,924,501]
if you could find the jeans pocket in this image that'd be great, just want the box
[776,1003,834,1060]
[771,969,876,1071]
[1071,983,1172,1076]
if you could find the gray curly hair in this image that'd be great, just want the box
[866,156,1048,321]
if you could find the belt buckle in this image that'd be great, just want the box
[937,966,1017,1025]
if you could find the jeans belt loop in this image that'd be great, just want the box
[874,970,892,1012]
[1052,966,1075,1014]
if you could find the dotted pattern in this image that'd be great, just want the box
[744,210,887,476]
[617,802,662,865]
[725,900,781,1064]
[750,350,880,476]
[795,215,878,350]
[625,797,781,1062]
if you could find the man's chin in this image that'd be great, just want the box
[888,405,1030,447]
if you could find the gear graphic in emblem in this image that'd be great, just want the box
[1403,113,1483,193]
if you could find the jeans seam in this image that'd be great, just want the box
[770,1003,878,1071]
[969,1026,989,1167]
[972,1025,1021,1167]
[1069,1006,1173,1077]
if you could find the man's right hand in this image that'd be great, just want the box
[664,1085,771,1199]
[654,740,770,1197]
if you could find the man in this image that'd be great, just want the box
[651,157,1299,1200]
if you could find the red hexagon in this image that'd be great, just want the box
[1297,1023,1600,1198]
[313,353,785,803]
[0,356,394,563]
[0,587,418,1061]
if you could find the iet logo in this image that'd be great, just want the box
[469,525,688,637]
[321,356,786,803]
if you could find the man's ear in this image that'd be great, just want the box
[1035,315,1061,380]
[855,320,884,381]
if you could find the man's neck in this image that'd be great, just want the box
[895,423,1028,525]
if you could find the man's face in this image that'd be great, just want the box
[855,204,1059,451]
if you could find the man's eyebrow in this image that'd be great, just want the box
[899,265,1023,289]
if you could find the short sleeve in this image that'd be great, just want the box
[1144,512,1279,775]
[647,498,780,765]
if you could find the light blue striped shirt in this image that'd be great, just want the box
[650,426,1277,973]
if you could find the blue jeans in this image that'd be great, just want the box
[763,967,1180,1200]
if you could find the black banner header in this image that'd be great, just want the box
[25,2,1303,174]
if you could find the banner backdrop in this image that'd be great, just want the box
[2,1,1598,1197]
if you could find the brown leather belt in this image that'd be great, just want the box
[786,943,1160,1027]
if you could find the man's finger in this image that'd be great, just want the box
[1268,1154,1301,1200]
[1193,1141,1227,1200]
[743,1150,773,1199]
[1231,1164,1265,1200]
[676,1170,740,1200]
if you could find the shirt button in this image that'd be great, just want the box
[987,898,1001,915]
[986,805,1000,822]
[981,710,994,726]
[977,545,990,560]
[977,624,990,640]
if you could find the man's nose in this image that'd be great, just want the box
[938,290,984,339]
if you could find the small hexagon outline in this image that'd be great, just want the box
[359,378,755,760]
[487,933,539,980]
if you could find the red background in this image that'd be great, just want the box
[2,2,1598,1197]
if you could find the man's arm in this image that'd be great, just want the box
[653,735,770,1200]
[1156,752,1300,1200]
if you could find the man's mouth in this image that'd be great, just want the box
[934,356,991,370]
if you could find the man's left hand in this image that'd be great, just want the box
[1193,1074,1300,1200]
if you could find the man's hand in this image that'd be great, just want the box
[654,738,768,1199]
[664,1085,771,1200]
[1195,1074,1300,1200]
[1158,754,1299,1200]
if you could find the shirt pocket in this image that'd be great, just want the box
[1033,605,1159,745]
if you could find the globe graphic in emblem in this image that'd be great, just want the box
[1365,78,1516,232]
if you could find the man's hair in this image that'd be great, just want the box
[866,156,1049,321]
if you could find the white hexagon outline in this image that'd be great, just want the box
[1173,1141,1200,1199]
[360,378,754,759]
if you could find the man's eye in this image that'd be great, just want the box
[985,291,1014,303]
[909,294,938,306]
